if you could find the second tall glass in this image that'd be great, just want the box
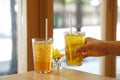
[65,32,85,66]
[32,38,53,73]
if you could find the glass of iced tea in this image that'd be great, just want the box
[65,32,85,66]
[32,38,53,73]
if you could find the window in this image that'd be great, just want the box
[0,0,17,76]
[116,0,120,79]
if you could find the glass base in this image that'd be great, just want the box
[35,70,51,74]
[66,62,83,66]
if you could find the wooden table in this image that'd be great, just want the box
[0,68,116,80]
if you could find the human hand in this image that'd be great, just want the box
[74,37,109,58]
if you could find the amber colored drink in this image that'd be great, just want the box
[32,38,52,73]
[65,32,85,66]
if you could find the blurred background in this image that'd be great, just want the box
[0,0,120,79]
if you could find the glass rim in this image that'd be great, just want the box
[64,31,85,36]
[32,38,53,43]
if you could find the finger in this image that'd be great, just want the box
[82,51,88,58]
[83,53,88,58]
[74,37,89,53]
[83,51,101,58]
[74,46,84,53]
[74,44,91,53]
[82,50,95,58]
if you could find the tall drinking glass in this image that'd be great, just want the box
[65,32,85,66]
[32,38,53,73]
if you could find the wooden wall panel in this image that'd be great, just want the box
[101,0,117,78]
[27,0,53,71]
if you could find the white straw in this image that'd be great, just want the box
[45,18,48,42]
[69,14,72,62]
[69,14,72,34]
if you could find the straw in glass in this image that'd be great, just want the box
[45,18,48,42]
